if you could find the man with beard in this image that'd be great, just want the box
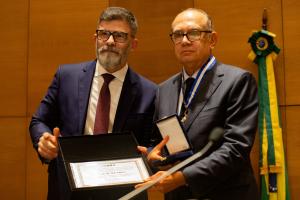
[29,7,156,200]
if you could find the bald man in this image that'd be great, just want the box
[137,8,259,200]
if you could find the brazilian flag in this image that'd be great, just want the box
[248,30,290,200]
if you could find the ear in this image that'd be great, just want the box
[131,38,138,50]
[209,31,218,49]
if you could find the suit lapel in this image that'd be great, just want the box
[78,61,96,135]
[112,68,138,132]
[168,74,181,115]
[183,63,223,130]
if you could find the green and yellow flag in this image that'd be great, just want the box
[248,30,290,200]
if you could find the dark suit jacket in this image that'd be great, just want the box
[154,62,259,200]
[29,60,157,200]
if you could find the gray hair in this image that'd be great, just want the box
[98,7,138,36]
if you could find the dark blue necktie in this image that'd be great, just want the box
[180,77,195,118]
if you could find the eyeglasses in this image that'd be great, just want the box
[96,30,129,43]
[169,29,212,44]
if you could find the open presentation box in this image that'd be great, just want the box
[58,132,151,200]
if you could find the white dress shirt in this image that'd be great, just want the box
[84,61,128,135]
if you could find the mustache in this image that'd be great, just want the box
[99,46,120,54]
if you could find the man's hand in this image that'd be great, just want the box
[135,171,186,194]
[38,127,60,160]
[137,136,169,161]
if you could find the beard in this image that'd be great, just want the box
[96,44,130,72]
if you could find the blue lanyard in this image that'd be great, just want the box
[182,56,216,109]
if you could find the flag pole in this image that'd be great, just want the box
[262,8,268,31]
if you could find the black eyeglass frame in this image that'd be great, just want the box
[169,29,212,44]
[95,29,130,43]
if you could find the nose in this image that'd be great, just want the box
[106,35,115,45]
[181,35,191,44]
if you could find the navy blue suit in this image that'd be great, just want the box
[29,60,157,200]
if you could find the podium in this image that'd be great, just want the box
[58,132,151,200]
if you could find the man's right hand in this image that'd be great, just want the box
[38,127,60,160]
[137,135,169,161]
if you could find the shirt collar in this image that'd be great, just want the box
[95,60,128,82]
[182,68,199,81]
[182,56,213,81]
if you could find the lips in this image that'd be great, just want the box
[100,47,119,54]
[101,50,119,55]
[181,50,194,55]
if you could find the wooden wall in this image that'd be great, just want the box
[0,0,299,199]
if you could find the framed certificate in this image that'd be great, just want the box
[70,158,149,188]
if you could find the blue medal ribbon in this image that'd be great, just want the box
[183,56,216,109]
